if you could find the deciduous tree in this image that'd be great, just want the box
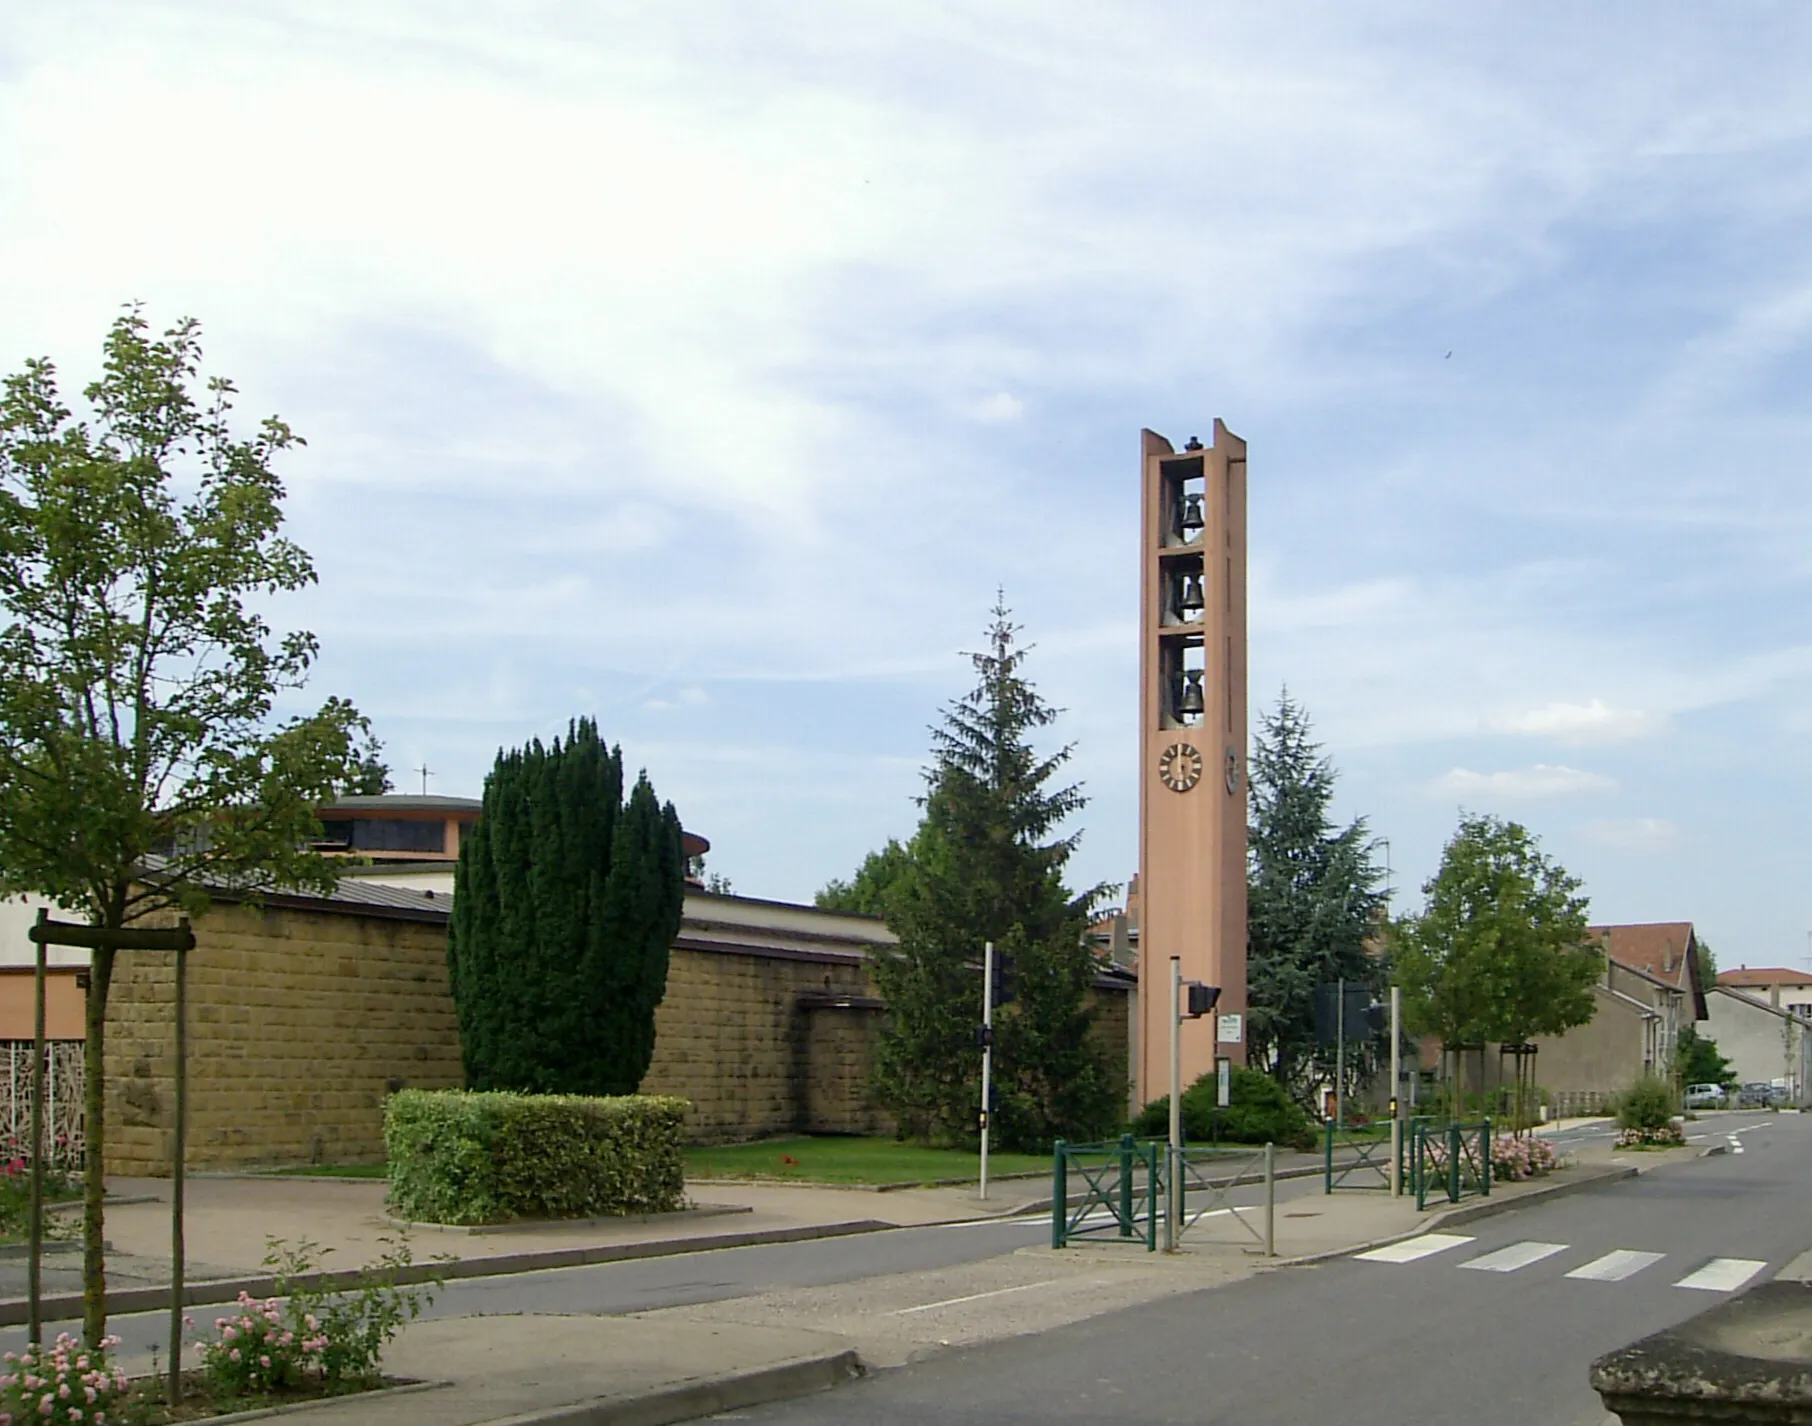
[0,309,372,1346]
[1391,813,1600,1129]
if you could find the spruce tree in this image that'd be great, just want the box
[449,719,685,1094]
[870,598,1119,1150]
[1245,691,1387,1108]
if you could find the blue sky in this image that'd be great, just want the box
[4,3,1810,968]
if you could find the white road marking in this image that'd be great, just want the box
[1355,1233,1475,1264]
[1567,1250,1666,1282]
[893,1280,1074,1314]
[1675,1258,1767,1292]
[1460,1241,1568,1273]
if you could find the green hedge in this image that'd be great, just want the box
[384,1089,690,1225]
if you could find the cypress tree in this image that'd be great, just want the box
[870,597,1120,1150]
[449,719,685,1094]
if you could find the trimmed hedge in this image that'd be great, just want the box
[384,1089,690,1225]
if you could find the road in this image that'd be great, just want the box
[727,1112,1805,1425]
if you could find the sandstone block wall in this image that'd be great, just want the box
[103,902,462,1175]
[639,949,882,1142]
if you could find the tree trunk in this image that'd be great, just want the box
[82,944,113,1350]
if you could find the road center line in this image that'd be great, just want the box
[892,1280,1074,1315]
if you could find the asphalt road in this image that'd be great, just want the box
[729,1112,1809,1426]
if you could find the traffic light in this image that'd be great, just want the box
[1185,982,1221,1018]
[989,952,1015,1008]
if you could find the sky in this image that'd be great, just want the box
[3,3,1810,969]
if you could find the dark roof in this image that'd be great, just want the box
[318,795,482,814]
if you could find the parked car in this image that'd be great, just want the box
[1684,1082,1728,1109]
[1737,1081,1779,1108]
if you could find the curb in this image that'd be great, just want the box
[468,1349,863,1426]
[1272,1162,1640,1268]
[0,1221,894,1329]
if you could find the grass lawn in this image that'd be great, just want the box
[683,1136,1050,1185]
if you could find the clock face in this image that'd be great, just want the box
[1225,745,1242,795]
[1158,741,1203,793]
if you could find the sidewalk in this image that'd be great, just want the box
[6,1134,1670,1425]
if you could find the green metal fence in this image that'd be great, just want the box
[1322,1121,1395,1192]
[1411,1118,1492,1210]
[1051,1134,1161,1251]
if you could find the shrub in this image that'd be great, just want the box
[1616,1075,1677,1133]
[194,1236,439,1397]
[1491,1133,1560,1181]
[1131,1066,1315,1151]
[0,1333,129,1425]
[385,1089,689,1225]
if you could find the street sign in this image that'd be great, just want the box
[1217,1012,1243,1044]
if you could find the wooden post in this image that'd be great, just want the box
[169,924,189,1405]
[28,907,47,1350]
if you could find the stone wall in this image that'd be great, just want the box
[638,947,886,1142]
[103,901,463,1175]
[102,898,1134,1168]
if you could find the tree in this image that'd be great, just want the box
[1391,813,1600,1130]
[336,742,393,797]
[449,718,685,1095]
[1244,692,1387,1109]
[869,597,1120,1150]
[1673,1024,1735,1090]
[816,838,915,919]
[0,309,372,1347]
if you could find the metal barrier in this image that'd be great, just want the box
[1051,1135,1161,1251]
[1167,1142,1274,1254]
[1322,1121,1394,1192]
[1412,1118,1492,1210]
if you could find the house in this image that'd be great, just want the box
[1715,967,1812,1016]
[1704,984,1812,1104]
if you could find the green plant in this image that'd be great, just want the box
[198,1290,326,1397]
[1617,1074,1677,1131]
[0,1331,129,1422]
[384,1088,688,1225]
[450,719,686,1096]
[265,1236,438,1385]
[1132,1066,1315,1151]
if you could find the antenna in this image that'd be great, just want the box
[416,762,433,796]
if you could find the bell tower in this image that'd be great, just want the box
[1136,423,1249,1103]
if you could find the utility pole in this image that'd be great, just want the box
[1168,956,1182,1249]
[980,941,995,1201]
[1389,984,1402,1198]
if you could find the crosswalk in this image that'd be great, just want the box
[1355,1233,1769,1292]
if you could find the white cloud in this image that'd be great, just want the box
[965,392,1024,423]
[1488,698,1663,743]
[1429,765,1618,801]
[1584,817,1682,850]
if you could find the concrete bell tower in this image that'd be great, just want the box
[1136,423,1249,1103]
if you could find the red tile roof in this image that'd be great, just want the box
[1590,922,1706,1019]
[1718,967,1812,989]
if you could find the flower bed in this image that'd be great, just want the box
[1616,1122,1686,1148]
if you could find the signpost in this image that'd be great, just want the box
[27,914,195,1403]
[979,940,995,1201]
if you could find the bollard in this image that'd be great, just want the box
[1447,1122,1461,1204]
[1118,1133,1135,1238]
[1145,1142,1159,1252]
[1052,1140,1067,1249]
[1264,1142,1276,1257]
[1481,1117,1492,1196]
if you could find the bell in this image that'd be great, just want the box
[1178,573,1205,615]
[1178,669,1205,717]
[1179,493,1205,538]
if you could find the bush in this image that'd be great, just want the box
[384,1089,689,1225]
[0,1333,128,1424]
[1131,1066,1315,1151]
[1616,1075,1678,1133]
